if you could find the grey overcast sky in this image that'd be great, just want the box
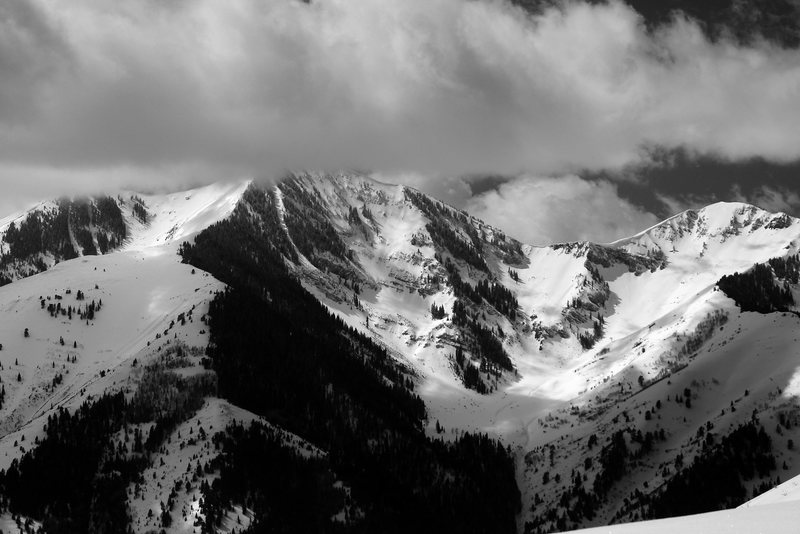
[1,0,800,244]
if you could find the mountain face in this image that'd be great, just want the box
[0,175,799,533]
[0,197,129,285]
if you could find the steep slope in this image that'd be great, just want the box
[122,181,250,250]
[0,181,252,452]
[0,197,127,284]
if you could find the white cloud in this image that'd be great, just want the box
[1,0,800,212]
[466,175,660,244]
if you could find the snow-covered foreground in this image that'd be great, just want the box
[565,471,800,534]
[564,501,800,534]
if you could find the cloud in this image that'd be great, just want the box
[0,164,220,219]
[1,0,800,211]
[650,182,800,220]
[465,175,660,244]
[730,184,800,214]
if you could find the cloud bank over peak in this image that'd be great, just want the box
[1,0,800,239]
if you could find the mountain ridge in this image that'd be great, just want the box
[0,175,799,532]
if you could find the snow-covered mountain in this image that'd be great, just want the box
[243,174,800,531]
[1,174,800,533]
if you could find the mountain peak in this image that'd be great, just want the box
[610,200,798,259]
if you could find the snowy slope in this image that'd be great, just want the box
[122,180,250,250]
[561,470,800,534]
[0,249,221,444]
[0,181,252,531]
[513,204,800,531]
[743,470,800,507]
[562,501,800,534]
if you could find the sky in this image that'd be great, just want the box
[1,0,799,244]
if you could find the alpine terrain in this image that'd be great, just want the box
[0,174,800,533]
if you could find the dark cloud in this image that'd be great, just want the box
[0,1,70,124]
[588,150,800,218]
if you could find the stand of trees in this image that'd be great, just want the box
[425,218,488,272]
[578,317,605,350]
[0,393,138,533]
[199,421,345,533]
[279,176,356,279]
[406,189,489,273]
[430,302,446,319]
[442,256,518,322]
[130,195,150,225]
[0,349,215,532]
[444,256,515,382]
[0,196,127,286]
[645,421,777,518]
[718,256,798,313]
